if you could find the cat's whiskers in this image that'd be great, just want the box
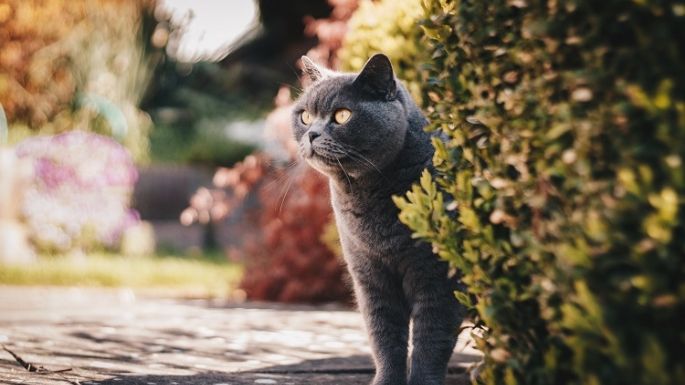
[336,158,353,191]
[278,172,295,215]
[262,160,303,195]
[336,145,386,179]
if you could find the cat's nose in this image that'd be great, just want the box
[308,131,321,143]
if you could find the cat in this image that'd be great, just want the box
[292,53,464,385]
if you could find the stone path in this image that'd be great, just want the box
[0,287,480,384]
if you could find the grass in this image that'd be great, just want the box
[0,253,243,298]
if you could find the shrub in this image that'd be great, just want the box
[236,160,351,303]
[182,152,352,303]
[338,0,423,100]
[16,131,139,253]
[395,1,685,385]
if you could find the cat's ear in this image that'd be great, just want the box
[300,56,332,84]
[353,54,396,100]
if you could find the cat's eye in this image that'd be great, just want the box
[334,108,352,124]
[301,110,313,125]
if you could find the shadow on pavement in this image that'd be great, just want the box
[93,354,471,385]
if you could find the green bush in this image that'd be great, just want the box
[395,1,685,384]
[338,0,424,100]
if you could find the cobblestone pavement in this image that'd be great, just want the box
[0,287,480,385]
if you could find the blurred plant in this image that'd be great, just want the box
[303,0,359,68]
[16,131,139,253]
[0,0,166,162]
[238,165,349,303]
[147,61,266,167]
[181,0,359,303]
[182,93,352,303]
[338,0,423,100]
[395,1,685,384]
[182,128,255,168]
[0,0,83,127]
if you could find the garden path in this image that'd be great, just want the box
[0,287,479,385]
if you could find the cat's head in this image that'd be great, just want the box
[292,54,409,179]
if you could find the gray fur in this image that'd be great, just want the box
[293,54,464,385]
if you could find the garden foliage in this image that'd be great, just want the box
[0,0,164,162]
[16,131,139,253]
[235,159,350,303]
[338,0,423,100]
[180,0,360,303]
[183,151,352,303]
[394,1,685,384]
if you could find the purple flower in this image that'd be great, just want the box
[16,131,140,253]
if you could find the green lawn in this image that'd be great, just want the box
[0,253,243,298]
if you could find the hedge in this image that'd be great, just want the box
[395,1,685,384]
[338,0,424,101]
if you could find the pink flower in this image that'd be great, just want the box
[16,131,140,252]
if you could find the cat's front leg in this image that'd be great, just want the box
[350,261,410,385]
[406,270,462,385]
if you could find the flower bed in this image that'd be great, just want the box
[16,131,139,253]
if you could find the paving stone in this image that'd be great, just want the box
[0,287,480,384]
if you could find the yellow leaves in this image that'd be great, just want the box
[431,136,448,167]
[394,170,444,240]
[653,80,673,110]
[584,210,607,242]
[648,187,678,222]
[420,168,436,198]
[454,290,473,307]
[617,168,639,195]
[574,281,604,323]
[641,336,669,385]
[557,241,591,268]
[339,0,424,101]
[643,187,679,243]
[625,84,651,109]
[420,24,452,41]
[625,79,674,112]
[504,367,517,385]
[459,207,481,233]
[438,0,456,14]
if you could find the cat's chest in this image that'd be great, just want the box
[330,188,412,257]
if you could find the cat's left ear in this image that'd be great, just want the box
[353,54,397,101]
[300,56,333,84]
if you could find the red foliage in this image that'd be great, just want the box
[238,165,350,303]
[183,150,351,303]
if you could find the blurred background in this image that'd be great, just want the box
[2,2,683,384]
[0,0,364,302]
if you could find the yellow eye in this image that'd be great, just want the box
[334,108,352,124]
[301,110,313,125]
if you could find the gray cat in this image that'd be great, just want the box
[292,54,464,385]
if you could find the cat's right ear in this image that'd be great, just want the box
[300,56,331,84]
[352,54,396,101]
